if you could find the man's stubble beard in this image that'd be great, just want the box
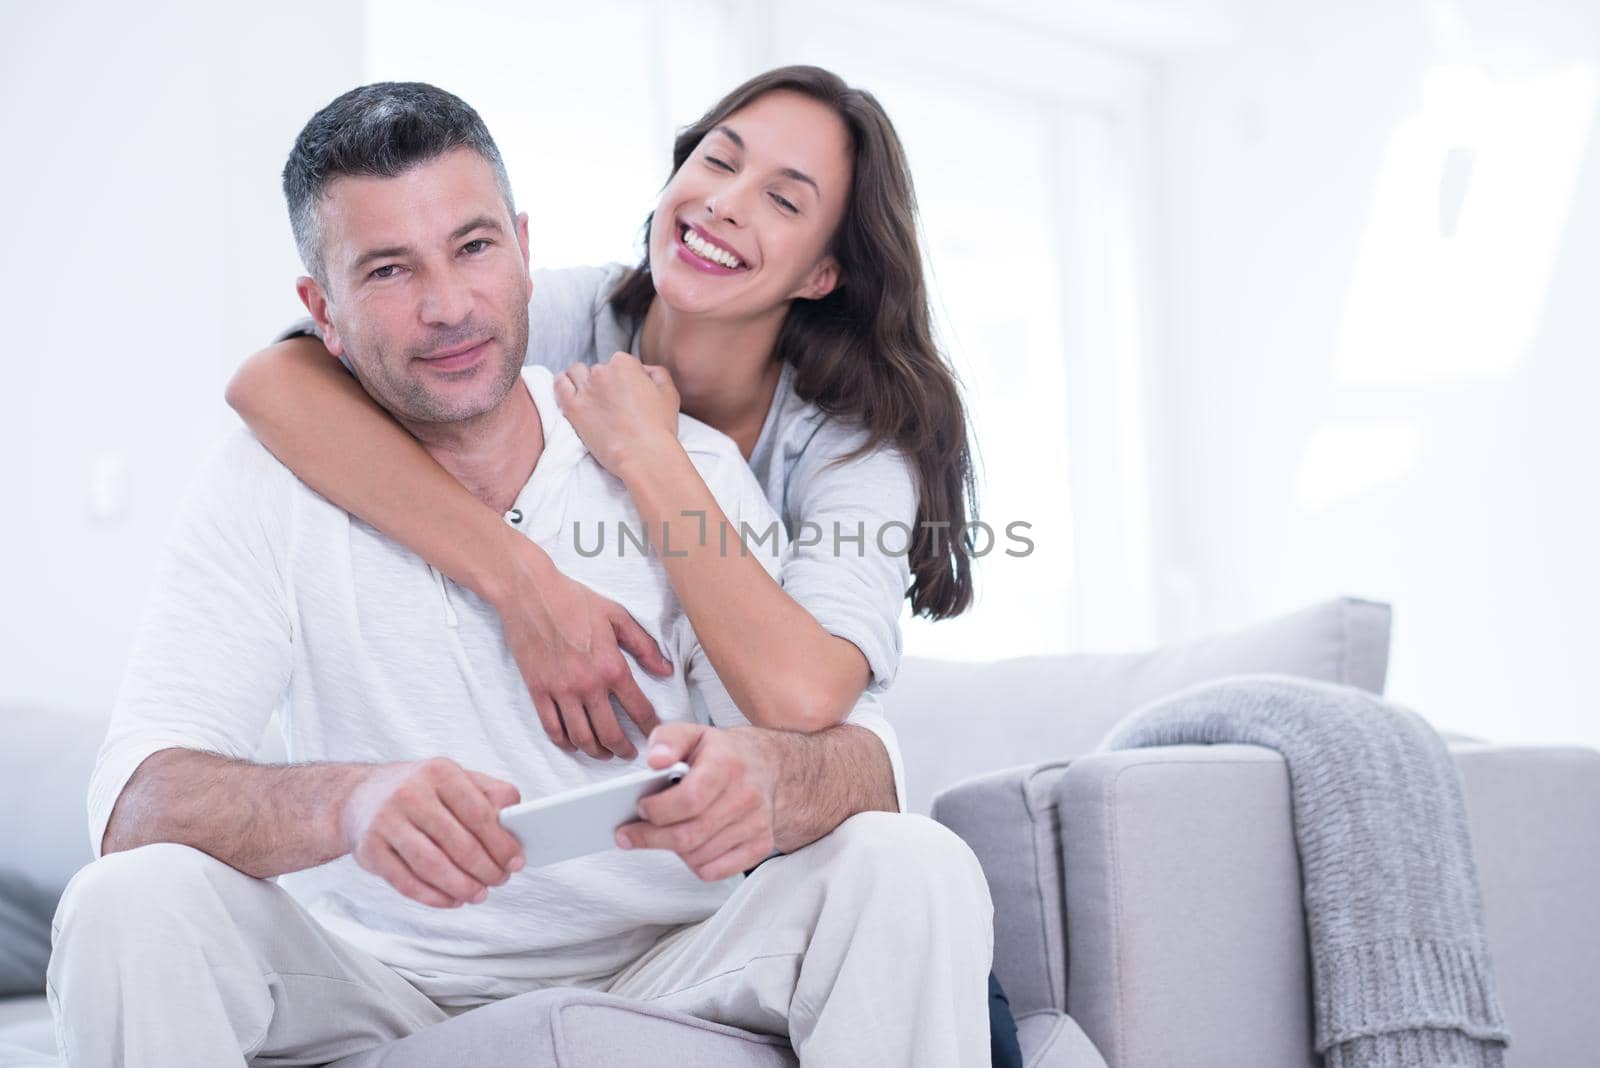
[349,298,530,427]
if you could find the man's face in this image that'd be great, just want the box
[298,147,533,426]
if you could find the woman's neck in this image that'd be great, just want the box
[639,297,787,459]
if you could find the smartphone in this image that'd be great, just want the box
[497,762,690,870]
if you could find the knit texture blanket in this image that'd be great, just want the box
[1098,674,1510,1068]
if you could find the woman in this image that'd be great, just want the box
[227,65,975,763]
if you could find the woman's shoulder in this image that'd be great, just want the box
[762,374,916,518]
[525,263,637,370]
[529,262,631,309]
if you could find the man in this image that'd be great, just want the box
[46,82,993,1065]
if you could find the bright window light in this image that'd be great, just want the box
[1333,63,1598,386]
[1294,419,1424,512]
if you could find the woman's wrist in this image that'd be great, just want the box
[615,431,690,491]
[479,523,557,609]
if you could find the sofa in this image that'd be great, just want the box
[2,596,1596,1065]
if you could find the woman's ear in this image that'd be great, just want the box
[795,255,843,302]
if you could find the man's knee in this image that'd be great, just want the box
[822,812,993,917]
[54,842,237,944]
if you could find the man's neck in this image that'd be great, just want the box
[399,379,544,515]
[640,299,786,460]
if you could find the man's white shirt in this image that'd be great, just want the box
[88,365,907,1006]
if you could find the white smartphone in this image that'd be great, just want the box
[497,762,691,870]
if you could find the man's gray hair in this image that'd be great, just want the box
[283,81,515,287]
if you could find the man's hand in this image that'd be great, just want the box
[495,539,673,760]
[340,757,527,909]
[614,723,778,882]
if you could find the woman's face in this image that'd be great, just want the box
[647,89,854,321]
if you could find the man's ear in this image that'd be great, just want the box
[295,275,345,356]
[516,211,533,301]
[793,255,842,302]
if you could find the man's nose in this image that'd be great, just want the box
[418,267,474,328]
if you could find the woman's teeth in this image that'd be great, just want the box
[682,227,745,269]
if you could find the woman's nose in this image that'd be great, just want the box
[704,181,751,227]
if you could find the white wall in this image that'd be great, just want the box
[0,2,363,712]
[1154,0,1600,746]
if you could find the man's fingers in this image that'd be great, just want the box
[637,761,729,826]
[642,721,708,769]
[692,833,775,883]
[463,769,522,811]
[435,778,523,882]
[409,798,504,891]
[611,610,672,677]
[386,821,486,905]
[375,842,459,908]
[682,813,774,882]
[610,672,661,740]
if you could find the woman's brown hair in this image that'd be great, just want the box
[612,65,977,619]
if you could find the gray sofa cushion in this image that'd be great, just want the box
[926,596,1392,1017]
[0,877,55,997]
[887,597,1391,813]
[324,988,796,1067]
[0,704,107,997]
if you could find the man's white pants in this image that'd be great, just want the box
[47,811,994,1066]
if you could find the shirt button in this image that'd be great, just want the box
[505,508,523,525]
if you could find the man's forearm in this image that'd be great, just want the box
[757,723,898,854]
[101,747,372,879]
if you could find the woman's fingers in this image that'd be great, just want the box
[609,671,662,741]
[553,363,591,409]
[609,605,673,676]
[584,689,637,760]
[530,689,575,752]
[556,694,607,759]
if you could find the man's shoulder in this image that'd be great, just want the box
[181,428,306,516]
[676,414,747,474]
[204,427,295,479]
[675,415,778,524]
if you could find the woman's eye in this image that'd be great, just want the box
[771,193,798,214]
[462,238,490,254]
[705,155,734,171]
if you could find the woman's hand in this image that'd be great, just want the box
[494,539,673,760]
[553,353,681,476]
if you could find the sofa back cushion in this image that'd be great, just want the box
[886,596,1391,814]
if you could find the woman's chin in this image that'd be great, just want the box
[651,265,741,318]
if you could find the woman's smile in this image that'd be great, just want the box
[673,220,750,275]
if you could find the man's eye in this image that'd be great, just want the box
[705,155,734,171]
[370,265,401,280]
[462,238,490,254]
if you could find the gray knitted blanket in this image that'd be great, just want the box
[1098,674,1510,1068]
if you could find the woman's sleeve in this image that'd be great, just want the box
[522,264,626,372]
[781,425,917,693]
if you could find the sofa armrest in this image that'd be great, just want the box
[1059,744,1315,1068]
[1057,742,1600,1068]
[931,762,1074,1018]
